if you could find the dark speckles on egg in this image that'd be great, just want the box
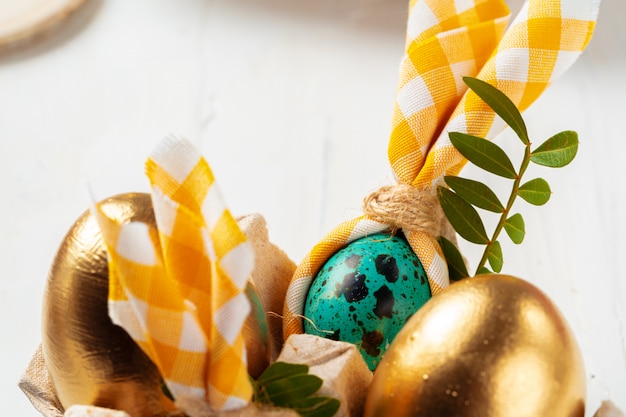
[361,329,384,357]
[415,269,426,285]
[335,272,369,302]
[303,232,432,370]
[375,254,399,283]
[373,285,394,319]
[327,329,341,341]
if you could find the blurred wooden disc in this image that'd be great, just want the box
[0,0,87,49]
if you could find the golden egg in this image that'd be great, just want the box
[42,193,270,416]
[364,274,585,417]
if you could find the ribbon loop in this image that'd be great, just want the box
[95,136,254,413]
[390,0,511,184]
[283,0,600,340]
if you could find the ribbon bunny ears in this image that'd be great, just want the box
[94,137,255,411]
[283,0,600,338]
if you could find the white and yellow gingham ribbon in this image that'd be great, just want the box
[94,136,254,411]
[284,0,599,338]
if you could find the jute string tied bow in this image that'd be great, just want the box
[283,0,600,339]
[362,184,456,243]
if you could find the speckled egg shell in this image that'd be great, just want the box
[303,232,431,370]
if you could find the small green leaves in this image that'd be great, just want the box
[438,187,489,244]
[161,380,174,401]
[444,176,504,213]
[264,374,323,405]
[504,214,525,244]
[257,362,309,386]
[476,266,492,275]
[253,362,340,417]
[449,132,517,179]
[257,362,309,385]
[438,236,469,281]
[436,77,577,276]
[463,76,529,144]
[518,178,551,205]
[287,397,341,417]
[487,241,503,272]
[530,130,579,167]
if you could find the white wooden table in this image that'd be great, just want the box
[1,0,624,415]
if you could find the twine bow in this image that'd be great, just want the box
[283,0,599,338]
[94,136,254,412]
[362,184,456,242]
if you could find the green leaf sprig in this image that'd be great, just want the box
[438,77,578,279]
[251,362,340,417]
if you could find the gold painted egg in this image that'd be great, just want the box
[364,274,585,417]
[42,193,270,416]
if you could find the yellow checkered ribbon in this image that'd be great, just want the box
[284,0,599,338]
[94,136,254,411]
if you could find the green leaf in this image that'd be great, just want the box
[487,241,503,273]
[463,77,529,144]
[266,374,324,407]
[476,266,492,275]
[257,362,309,387]
[253,362,340,417]
[504,214,525,244]
[291,397,341,417]
[518,178,551,205]
[438,187,489,244]
[161,380,174,401]
[444,176,505,213]
[530,130,578,167]
[438,236,469,281]
[449,132,517,179]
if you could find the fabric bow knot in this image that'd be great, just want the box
[283,0,600,338]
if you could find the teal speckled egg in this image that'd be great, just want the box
[303,232,431,370]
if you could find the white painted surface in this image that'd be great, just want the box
[0,0,623,415]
